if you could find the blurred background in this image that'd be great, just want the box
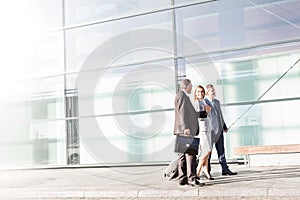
[0,0,299,168]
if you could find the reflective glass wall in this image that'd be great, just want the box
[0,0,299,168]
[0,0,66,167]
[177,0,300,159]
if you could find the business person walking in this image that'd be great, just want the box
[204,84,237,176]
[174,79,204,187]
[192,85,214,180]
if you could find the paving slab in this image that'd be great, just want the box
[0,164,299,199]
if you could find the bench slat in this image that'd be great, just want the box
[233,144,300,155]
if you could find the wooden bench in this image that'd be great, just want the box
[233,144,300,166]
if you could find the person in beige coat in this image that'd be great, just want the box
[174,79,204,187]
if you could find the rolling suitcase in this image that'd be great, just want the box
[163,157,179,180]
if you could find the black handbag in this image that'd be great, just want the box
[174,134,200,155]
[199,111,207,118]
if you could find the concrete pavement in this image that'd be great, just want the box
[0,163,299,199]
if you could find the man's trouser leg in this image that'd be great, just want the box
[185,153,196,182]
[215,132,228,171]
[178,153,187,184]
[178,153,196,184]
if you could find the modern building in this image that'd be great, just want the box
[0,0,299,168]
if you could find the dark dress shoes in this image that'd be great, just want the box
[188,179,205,187]
[222,169,238,176]
[179,179,187,186]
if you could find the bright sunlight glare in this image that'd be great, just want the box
[0,1,44,102]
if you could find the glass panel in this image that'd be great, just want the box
[244,0,300,46]
[93,60,176,116]
[27,0,63,31]
[256,54,300,101]
[0,31,63,86]
[64,0,171,26]
[26,76,65,119]
[79,110,175,165]
[65,10,173,72]
[1,2,64,83]
[74,59,175,116]
[175,1,220,54]
[225,100,300,158]
[22,32,64,79]
[0,76,65,118]
[74,58,176,165]
[221,52,300,103]
[0,1,62,32]
[175,0,300,54]
[0,1,64,168]
[0,109,66,167]
[0,0,61,71]
[29,120,66,165]
[0,76,65,167]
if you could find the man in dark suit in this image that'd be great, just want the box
[174,79,204,187]
[204,84,237,177]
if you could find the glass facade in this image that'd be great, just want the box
[0,0,299,168]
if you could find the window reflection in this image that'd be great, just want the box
[93,60,175,115]
[66,10,173,72]
[175,0,300,54]
[65,0,171,26]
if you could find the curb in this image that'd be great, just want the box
[1,187,300,199]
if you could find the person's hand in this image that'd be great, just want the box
[204,105,211,112]
[184,129,191,135]
[224,129,228,133]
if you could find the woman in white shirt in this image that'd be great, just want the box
[193,85,214,180]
